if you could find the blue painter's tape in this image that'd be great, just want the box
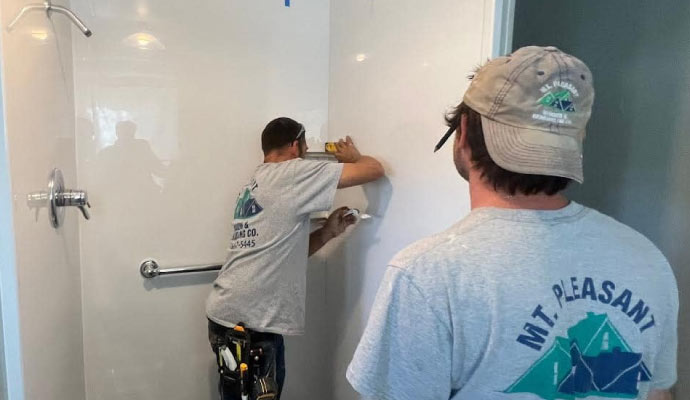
[285,0,290,6]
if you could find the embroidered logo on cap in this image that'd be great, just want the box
[538,90,575,112]
[532,80,579,126]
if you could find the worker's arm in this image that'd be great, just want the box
[648,390,672,400]
[334,136,384,188]
[309,207,356,256]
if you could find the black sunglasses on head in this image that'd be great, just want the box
[434,119,458,152]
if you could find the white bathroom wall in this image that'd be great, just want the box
[0,0,506,398]
[0,0,85,399]
[323,1,493,398]
[70,1,331,398]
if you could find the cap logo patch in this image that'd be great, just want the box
[533,80,579,125]
[539,90,575,112]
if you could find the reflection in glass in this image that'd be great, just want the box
[31,29,48,41]
[123,32,165,50]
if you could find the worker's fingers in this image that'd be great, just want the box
[333,206,349,215]
[346,136,354,146]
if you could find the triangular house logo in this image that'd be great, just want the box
[505,312,651,399]
[234,188,263,219]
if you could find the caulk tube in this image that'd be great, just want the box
[344,208,372,220]
[343,208,360,218]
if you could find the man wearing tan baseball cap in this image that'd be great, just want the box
[347,46,678,400]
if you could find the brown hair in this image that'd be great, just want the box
[261,117,304,154]
[445,102,571,196]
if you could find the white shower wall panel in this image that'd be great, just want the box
[70,0,497,398]
[0,0,85,398]
[71,1,330,398]
[323,0,492,398]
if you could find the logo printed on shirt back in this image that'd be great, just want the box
[234,180,263,219]
[231,179,261,249]
[505,276,659,400]
[505,312,651,399]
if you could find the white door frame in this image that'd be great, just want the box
[481,0,515,60]
[493,0,515,57]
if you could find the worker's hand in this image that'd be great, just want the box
[323,206,357,239]
[334,136,362,163]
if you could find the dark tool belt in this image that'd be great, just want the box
[215,322,278,400]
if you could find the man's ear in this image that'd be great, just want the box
[288,140,300,156]
[454,114,469,156]
[458,113,468,150]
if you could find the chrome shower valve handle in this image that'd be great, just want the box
[60,190,91,220]
[28,168,92,228]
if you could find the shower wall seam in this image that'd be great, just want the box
[71,32,89,400]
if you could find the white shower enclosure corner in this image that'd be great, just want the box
[0,0,511,399]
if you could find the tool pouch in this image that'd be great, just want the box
[248,339,279,400]
[215,324,280,400]
[214,324,251,399]
[218,370,242,400]
[252,375,278,400]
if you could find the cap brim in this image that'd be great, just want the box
[481,116,584,183]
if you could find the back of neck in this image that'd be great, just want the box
[468,169,570,211]
[264,152,297,163]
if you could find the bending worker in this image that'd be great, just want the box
[206,117,384,399]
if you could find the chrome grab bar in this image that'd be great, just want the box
[140,259,223,279]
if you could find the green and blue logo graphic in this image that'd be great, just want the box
[538,89,576,112]
[234,188,263,219]
[506,312,651,399]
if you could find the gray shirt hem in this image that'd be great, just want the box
[206,313,305,336]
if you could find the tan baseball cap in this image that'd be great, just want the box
[463,46,594,183]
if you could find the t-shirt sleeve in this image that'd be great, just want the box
[346,266,453,400]
[291,159,343,216]
[649,276,678,389]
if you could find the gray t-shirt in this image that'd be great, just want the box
[347,202,678,400]
[206,158,343,335]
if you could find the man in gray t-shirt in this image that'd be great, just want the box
[347,46,678,400]
[207,117,384,399]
